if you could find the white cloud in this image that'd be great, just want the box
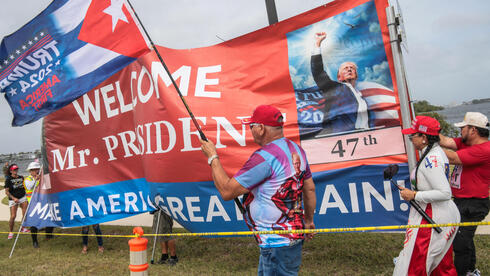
[362,61,391,88]
[369,22,380,33]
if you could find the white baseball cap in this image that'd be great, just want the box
[26,161,41,171]
[454,112,489,129]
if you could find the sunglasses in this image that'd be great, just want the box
[249,123,261,130]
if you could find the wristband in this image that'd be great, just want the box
[208,155,219,166]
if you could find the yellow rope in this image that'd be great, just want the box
[2,221,488,239]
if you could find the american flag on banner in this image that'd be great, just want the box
[357,81,400,128]
[0,0,151,126]
[296,81,400,136]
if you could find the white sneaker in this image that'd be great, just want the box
[7,232,13,239]
[466,269,481,276]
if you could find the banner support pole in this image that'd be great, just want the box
[265,0,279,24]
[386,6,416,171]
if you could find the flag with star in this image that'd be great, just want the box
[0,0,151,126]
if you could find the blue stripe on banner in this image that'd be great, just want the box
[23,178,156,228]
[149,164,411,233]
[24,164,410,231]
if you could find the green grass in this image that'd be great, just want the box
[0,222,488,275]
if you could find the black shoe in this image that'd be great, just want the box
[167,257,178,266]
[33,241,39,248]
[157,258,167,264]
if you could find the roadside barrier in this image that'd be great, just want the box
[128,227,149,276]
[1,221,488,239]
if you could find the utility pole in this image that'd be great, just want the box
[386,6,416,171]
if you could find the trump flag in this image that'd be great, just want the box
[0,0,150,126]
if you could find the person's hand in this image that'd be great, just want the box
[13,197,19,203]
[199,138,217,159]
[304,220,315,241]
[315,32,327,47]
[400,188,416,201]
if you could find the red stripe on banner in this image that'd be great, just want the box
[408,204,433,276]
[369,102,399,111]
[360,87,395,97]
[373,118,401,127]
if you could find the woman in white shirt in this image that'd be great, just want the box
[394,116,460,276]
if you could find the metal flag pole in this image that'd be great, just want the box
[386,6,416,171]
[265,0,279,25]
[150,209,162,264]
[8,165,42,258]
[125,0,246,215]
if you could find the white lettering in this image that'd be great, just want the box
[51,146,76,172]
[167,197,188,221]
[206,195,231,222]
[108,194,121,213]
[87,196,108,216]
[102,135,119,161]
[185,197,204,222]
[362,181,394,212]
[100,83,119,118]
[70,200,85,219]
[179,117,206,152]
[195,65,221,98]
[319,184,348,214]
[125,192,139,212]
[73,89,101,125]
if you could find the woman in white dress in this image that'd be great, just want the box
[394,116,460,276]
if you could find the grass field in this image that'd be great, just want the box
[0,222,488,275]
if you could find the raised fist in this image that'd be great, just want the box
[315,32,327,47]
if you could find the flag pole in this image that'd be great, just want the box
[386,6,416,171]
[125,0,207,141]
[125,1,246,215]
[8,165,42,258]
[264,0,279,25]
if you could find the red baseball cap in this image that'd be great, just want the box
[9,165,19,171]
[401,116,440,136]
[242,105,284,127]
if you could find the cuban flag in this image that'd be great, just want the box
[0,0,151,126]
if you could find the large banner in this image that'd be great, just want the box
[25,0,411,230]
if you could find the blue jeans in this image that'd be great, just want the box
[258,240,303,276]
[82,224,103,246]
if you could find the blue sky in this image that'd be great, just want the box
[0,0,489,153]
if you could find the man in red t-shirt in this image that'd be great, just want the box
[439,112,490,276]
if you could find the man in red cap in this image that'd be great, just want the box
[200,105,316,275]
[439,112,489,276]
